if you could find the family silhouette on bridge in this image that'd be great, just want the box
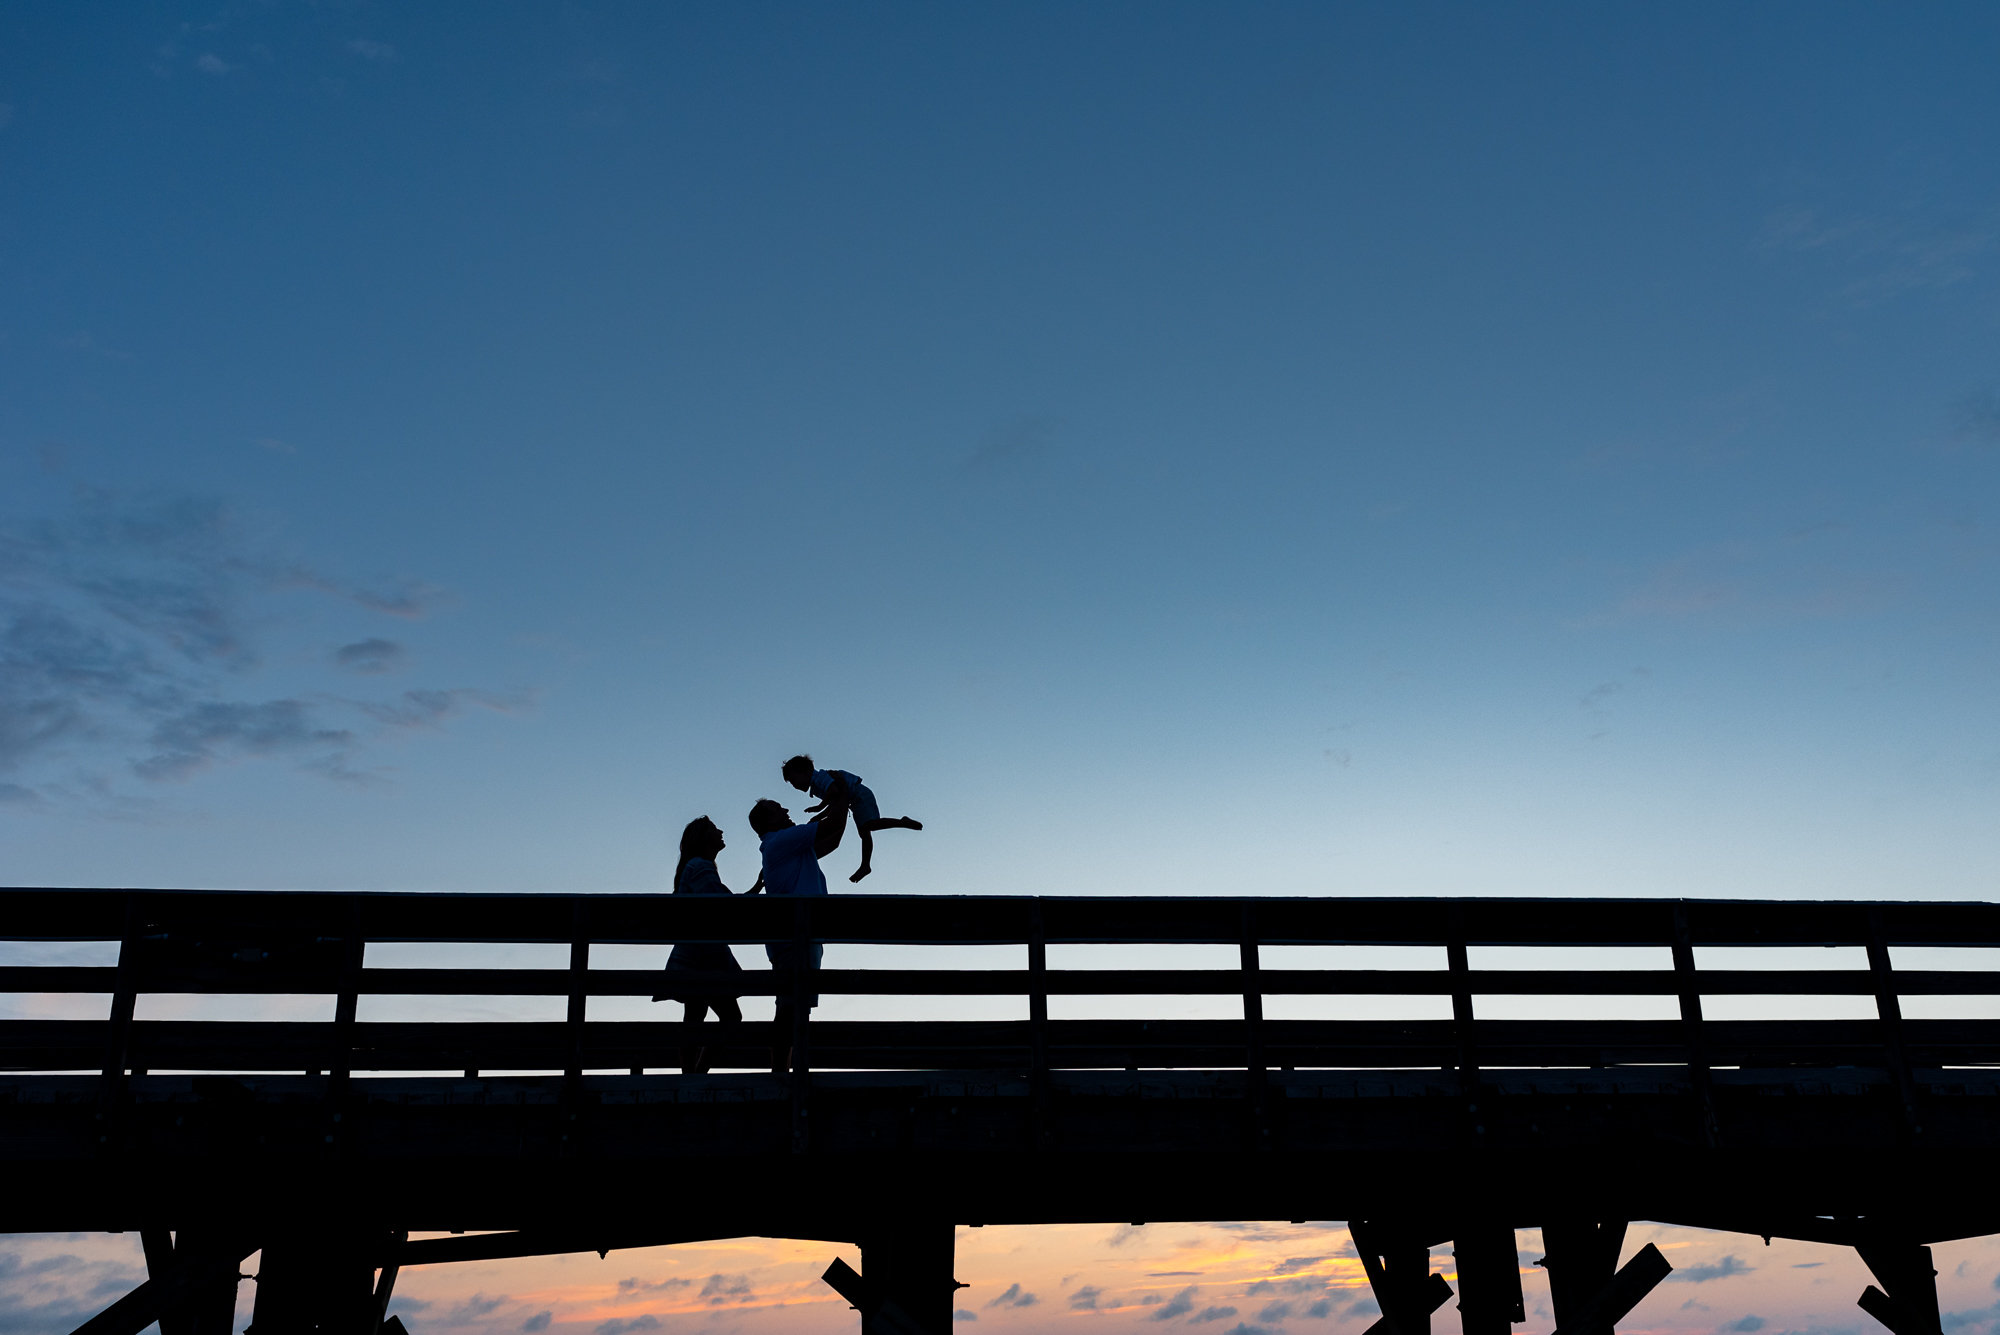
[654,755,922,1074]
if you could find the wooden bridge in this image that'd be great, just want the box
[5,889,1999,1335]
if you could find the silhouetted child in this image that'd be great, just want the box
[781,755,922,882]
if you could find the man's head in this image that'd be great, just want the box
[749,799,793,837]
[781,754,814,791]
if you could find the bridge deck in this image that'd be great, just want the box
[7,890,1999,1334]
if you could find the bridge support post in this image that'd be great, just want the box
[247,1227,379,1335]
[137,1228,244,1335]
[1857,1242,1941,1335]
[822,1225,964,1335]
[172,1231,246,1335]
[1538,1223,1671,1335]
[1451,1226,1523,1335]
[1539,1221,1625,1333]
[859,1225,961,1335]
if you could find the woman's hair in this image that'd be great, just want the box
[676,816,719,887]
[782,754,814,783]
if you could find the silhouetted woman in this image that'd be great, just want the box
[654,816,746,1073]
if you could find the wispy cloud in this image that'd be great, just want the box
[986,1283,1039,1309]
[1761,205,1998,307]
[445,1291,511,1322]
[1671,1256,1754,1284]
[596,1318,660,1335]
[135,699,355,781]
[617,1276,692,1296]
[0,488,525,804]
[334,638,406,675]
[347,38,399,62]
[0,1239,150,1331]
[699,1273,755,1305]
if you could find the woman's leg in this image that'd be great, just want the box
[682,1001,711,1074]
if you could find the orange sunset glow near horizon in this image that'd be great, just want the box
[9,1222,2000,1335]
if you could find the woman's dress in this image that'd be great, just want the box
[657,857,743,1005]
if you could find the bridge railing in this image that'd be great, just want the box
[1,890,1998,1078]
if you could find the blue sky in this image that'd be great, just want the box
[3,3,1998,899]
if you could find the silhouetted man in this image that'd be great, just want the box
[748,780,850,1073]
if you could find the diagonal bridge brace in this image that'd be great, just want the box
[1856,1242,1942,1335]
[1351,1222,1455,1335]
[69,1237,259,1335]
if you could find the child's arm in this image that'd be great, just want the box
[812,782,851,856]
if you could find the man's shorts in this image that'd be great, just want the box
[766,940,824,1009]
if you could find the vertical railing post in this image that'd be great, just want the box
[789,898,813,1155]
[1865,908,1924,1141]
[1240,902,1269,1148]
[96,894,141,1150]
[565,899,590,1083]
[1670,903,1720,1148]
[326,896,365,1154]
[560,899,591,1156]
[1028,900,1051,1150]
[1445,909,1482,1141]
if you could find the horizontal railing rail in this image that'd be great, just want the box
[4,889,2000,944]
[11,966,2000,996]
[1,891,1996,1079]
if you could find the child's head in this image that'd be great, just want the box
[781,755,814,790]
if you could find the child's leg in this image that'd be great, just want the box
[849,825,875,882]
[861,817,923,832]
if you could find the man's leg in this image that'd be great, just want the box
[772,999,794,1074]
